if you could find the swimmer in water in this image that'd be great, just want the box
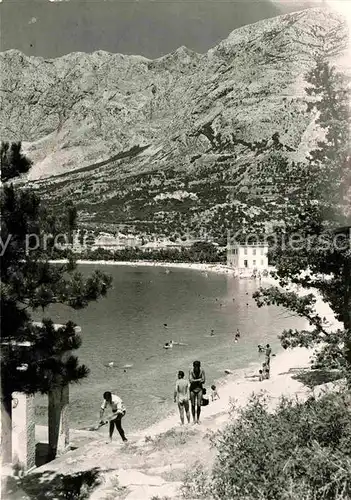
[164,341,173,349]
[210,329,215,336]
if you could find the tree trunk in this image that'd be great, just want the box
[1,392,12,465]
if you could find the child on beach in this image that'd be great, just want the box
[258,369,264,381]
[262,362,270,379]
[201,388,209,406]
[211,384,220,401]
[174,371,191,425]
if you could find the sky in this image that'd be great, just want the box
[0,0,327,59]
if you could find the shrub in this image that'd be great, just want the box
[4,468,101,500]
[183,392,351,500]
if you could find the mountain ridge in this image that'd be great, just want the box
[1,6,349,239]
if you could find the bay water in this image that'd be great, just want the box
[34,265,304,432]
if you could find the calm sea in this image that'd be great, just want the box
[34,265,304,432]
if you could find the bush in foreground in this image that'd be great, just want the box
[182,392,351,500]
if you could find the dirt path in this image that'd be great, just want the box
[23,348,319,500]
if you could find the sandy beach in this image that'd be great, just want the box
[50,258,235,274]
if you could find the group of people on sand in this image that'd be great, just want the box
[99,361,220,443]
[99,345,273,443]
[174,361,220,425]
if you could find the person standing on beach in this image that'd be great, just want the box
[189,361,206,424]
[100,391,128,443]
[174,371,191,425]
[265,344,272,365]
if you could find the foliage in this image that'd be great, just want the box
[1,142,32,182]
[150,496,172,500]
[54,241,226,264]
[253,59,351,375]
[182,392,351,500]
[292,369,344,389]
[151,427,196,450]
[0,142,112,401]
[4,467,101,500]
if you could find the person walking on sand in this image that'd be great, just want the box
[174,370,191,425]
[189,361,206,424]
[100,391,128,443]
[265,344,272,365]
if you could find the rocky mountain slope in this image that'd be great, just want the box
[1,7,349,239]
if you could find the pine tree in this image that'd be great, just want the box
[254,59,351,376]
[0,142,113,462]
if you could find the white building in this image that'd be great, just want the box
[91,232,142,250]
[227,243,268,271]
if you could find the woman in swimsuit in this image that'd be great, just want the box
[189,360,206,424]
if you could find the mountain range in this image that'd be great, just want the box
[1,7,349,240]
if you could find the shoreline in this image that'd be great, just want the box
[31,261,343,499]
[48,258,340,439]
[36,346,315,449]
[49,259,254,276]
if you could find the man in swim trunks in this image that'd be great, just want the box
[189,361,206,424]
[100,391,128,443]
[174,371,190,425]
[265,344,272,365]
